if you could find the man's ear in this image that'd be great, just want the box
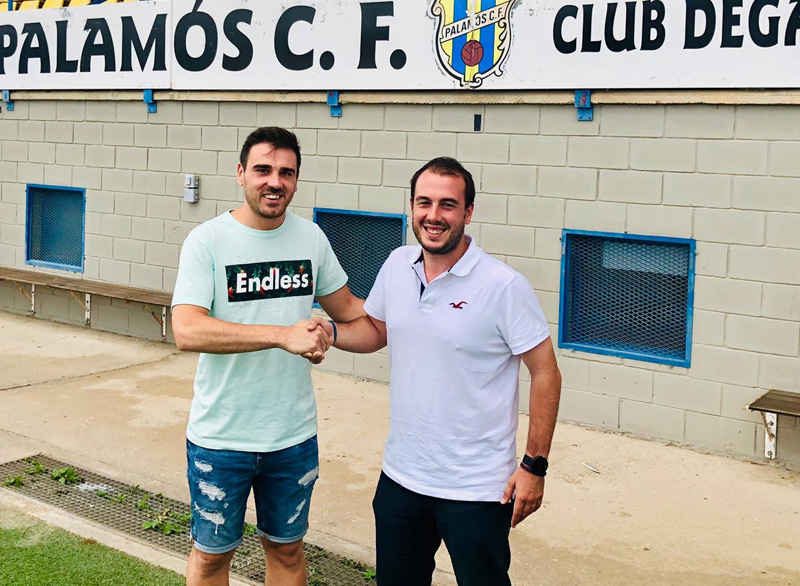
[465,204,474,225]
[236,163,245,187]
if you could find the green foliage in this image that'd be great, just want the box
[363,569,377,581]
[135,496,152,511]
[24,460,46,475]
[306,547,328,561]
[110,494,127,504]
[167,511,191,526]
[97,491,107,498]
[3,476,23,488]
[342,558,367,571]
[243,523,257,536]
[51,468,82,485]
[141,512,185,536]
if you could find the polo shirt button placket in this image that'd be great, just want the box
[418,274,449,310]
[418,282,435,309]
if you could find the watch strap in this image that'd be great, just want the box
[520,454,548,477]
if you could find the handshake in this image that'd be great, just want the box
[283,317,336,364]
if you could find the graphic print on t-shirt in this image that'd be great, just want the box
[226,260,314,302]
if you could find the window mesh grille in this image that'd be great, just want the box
[561,233,693,364]
[315,210,405,300]
[27,185,84,271]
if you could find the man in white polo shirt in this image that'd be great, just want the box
[317,157,562,585]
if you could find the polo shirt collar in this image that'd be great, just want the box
[404,236,481,277]
[407,245,424,265]
[449,236,481,276]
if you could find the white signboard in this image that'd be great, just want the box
[0,0,797,90]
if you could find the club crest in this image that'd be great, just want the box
[430,0,518,89]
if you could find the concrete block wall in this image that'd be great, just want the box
[0,99,798,468]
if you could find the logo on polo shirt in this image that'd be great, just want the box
[226,260,313,303]
[449,301,468,309]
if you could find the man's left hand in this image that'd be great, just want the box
[501,468,544,528]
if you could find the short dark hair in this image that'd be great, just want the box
[410,157,475,209]
[239,127,301,172]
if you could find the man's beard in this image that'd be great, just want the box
[245,186,292,219]
[412,220,465,256]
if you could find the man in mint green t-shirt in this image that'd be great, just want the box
[172,127,364,586]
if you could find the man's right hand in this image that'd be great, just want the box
[281,320,332,358]
[306,317,335,340]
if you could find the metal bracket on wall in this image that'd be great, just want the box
[12,281,33,313]
[327,91,342,118]
[574,90,593,121]
[69,291,91,326]
[143,304,168,340]
[143,89,157,114]
[761,412,778,459]
[2,90,14,112]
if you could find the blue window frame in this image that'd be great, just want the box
[313,208,407,300]
[25,184,86,273]
[558,230,696,367]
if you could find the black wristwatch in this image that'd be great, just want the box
[520,455,548,477]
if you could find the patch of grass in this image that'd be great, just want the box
[0,522,184,586]
[363,568,377,580]
[243,523,257,536]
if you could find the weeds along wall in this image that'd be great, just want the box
[0,95,798,468]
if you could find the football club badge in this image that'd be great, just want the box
[430,0,518,88]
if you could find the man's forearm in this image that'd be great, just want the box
[525,367,562,458]
[174,312,291,354]
[335,315,386,353]
[327,295,366,324]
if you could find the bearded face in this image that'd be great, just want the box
[237,143,298,228]
[411,171,473,256]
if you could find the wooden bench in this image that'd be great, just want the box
[0,266,171,339]
[748,390,800,459]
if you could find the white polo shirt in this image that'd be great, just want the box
[364,237,550,502]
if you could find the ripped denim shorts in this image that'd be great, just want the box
[186,436,319,554]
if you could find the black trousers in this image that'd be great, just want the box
[372,472,513,586]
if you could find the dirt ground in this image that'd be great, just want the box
[0,311,798,586]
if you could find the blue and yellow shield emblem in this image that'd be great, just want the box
[430,0,518,88]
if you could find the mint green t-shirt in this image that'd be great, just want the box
[172,212,348,452]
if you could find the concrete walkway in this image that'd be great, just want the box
[0,311,798,586]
